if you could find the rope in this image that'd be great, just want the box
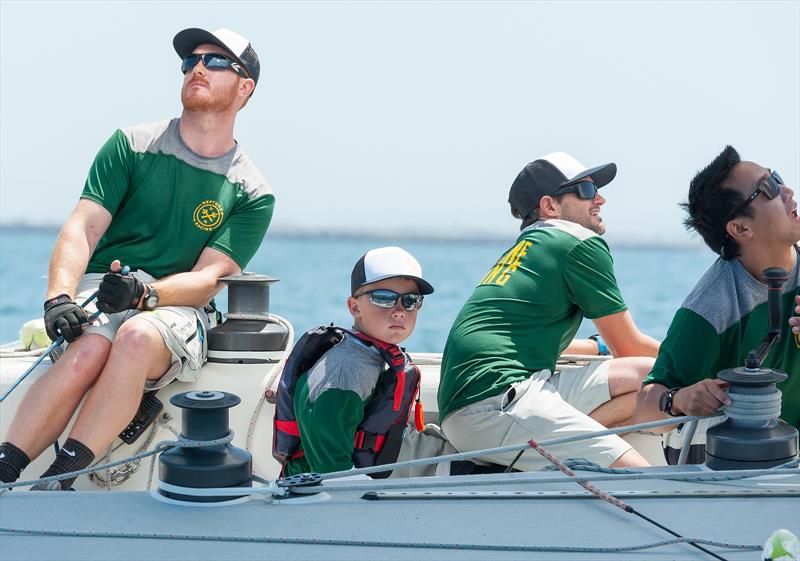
[244,314,294,454]
[0,432,233,491]
[0,526,761,554]
[724,386,783,423]
[321,413,722,481]
[528,437,727,560]
[677,420,699,465]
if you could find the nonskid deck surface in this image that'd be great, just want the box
[1,468,798,561]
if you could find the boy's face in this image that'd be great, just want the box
[348,277,421,345]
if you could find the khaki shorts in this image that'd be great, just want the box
[73,272,210,390]
[442,360,631,470]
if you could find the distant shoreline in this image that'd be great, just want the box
[0,223,707,251]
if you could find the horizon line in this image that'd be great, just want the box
[0,221,707,251]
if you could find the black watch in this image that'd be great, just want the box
[658,387,682,417]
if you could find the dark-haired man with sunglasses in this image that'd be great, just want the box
[274,247,435,477]
[439,152,660,471]
[0,28,274,489]
[634,146,800,463]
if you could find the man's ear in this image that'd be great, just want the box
[725,218,753,242]
[539,195,560,219]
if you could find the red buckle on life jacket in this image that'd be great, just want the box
[354,431,386,453]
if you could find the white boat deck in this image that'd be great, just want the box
[2,467,798,560]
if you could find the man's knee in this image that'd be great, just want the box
[108,318,172,379]
[53,334,111,387]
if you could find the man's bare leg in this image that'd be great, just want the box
[588,356,654,428]
[3,334,111,459]
[68,318,171,454]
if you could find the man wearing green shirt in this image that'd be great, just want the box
[439,152,660,471]
[634,146,799,462]
[0,28,274,489]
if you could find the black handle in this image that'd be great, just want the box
[763,267,789,335]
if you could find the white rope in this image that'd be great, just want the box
[724,387,783,423]
[321,413,723,481]
[0,348,47,358]
[244,314,294,454]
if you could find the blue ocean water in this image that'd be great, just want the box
[0,227,717,351]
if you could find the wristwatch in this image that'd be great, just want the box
[143,284,159,311]
[588,334,610,356]
[659,387,682,417]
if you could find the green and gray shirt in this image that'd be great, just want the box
[644,247,800,427]
[81,118,274,278]
[438,219,628,421]
[284,333,386,476]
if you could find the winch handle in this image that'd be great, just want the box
[746,267,789,369]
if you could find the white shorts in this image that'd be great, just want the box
[442,360,632,470]
[73,272,210,390]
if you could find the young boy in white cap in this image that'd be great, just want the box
[272,246,434,477]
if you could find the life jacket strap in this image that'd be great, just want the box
[354,430,386,453]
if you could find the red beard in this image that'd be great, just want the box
[181,77,239,113]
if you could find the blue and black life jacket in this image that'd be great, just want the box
[272,326,422,478]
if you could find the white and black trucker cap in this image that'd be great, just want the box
[173,27,260,86]
[351,247,434,295]
[508,152,617,219]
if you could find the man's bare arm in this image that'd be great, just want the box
[562,339,601,355]
[592,310,660,358]
[633,379,731,431]
[47,200,113,299]
[145,247,242,309]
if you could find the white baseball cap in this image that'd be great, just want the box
[351,246,434,295]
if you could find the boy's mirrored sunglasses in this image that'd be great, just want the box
[359,289,424,311]
[554,180,599,200]
[181,53,249,78]
[728,170,783,221]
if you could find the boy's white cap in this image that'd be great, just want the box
[351,246,434,295]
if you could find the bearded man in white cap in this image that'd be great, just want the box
[438,152,660,471]
[0,28,273,489]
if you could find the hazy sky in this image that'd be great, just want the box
[1,1,798,245]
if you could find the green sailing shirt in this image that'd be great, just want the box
[81,118,275,278]
[644,247,800,427]
[438,219,628,422]
[284,333,385,476]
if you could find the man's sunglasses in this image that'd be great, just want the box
[728,170,784,221]
[554,180,599,200]
[358,289,424,311]
[181,53,249,79]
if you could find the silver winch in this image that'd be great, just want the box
[206,272,289,364]
[705,267,799,470]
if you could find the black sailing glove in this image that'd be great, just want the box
[96,272,145,314]
[43,295,89,343]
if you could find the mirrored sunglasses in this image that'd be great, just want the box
[360,289,424,311]
[554,180,599,200]
[728,170,783,221]
[181,53,249,78]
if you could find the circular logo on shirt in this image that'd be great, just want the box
[193,200,224,231]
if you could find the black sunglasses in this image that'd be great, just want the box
[554,180,599,200]
[727,170,784,222]
[358,289,424,311]
[181,53,249,78]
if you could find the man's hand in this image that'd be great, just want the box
[789,294,800,336]
[43,295,89,342]
[671,379,731,416]
[97,261,145,314]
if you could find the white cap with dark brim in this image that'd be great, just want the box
[351,246,435,295]
[173,27,260,86]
